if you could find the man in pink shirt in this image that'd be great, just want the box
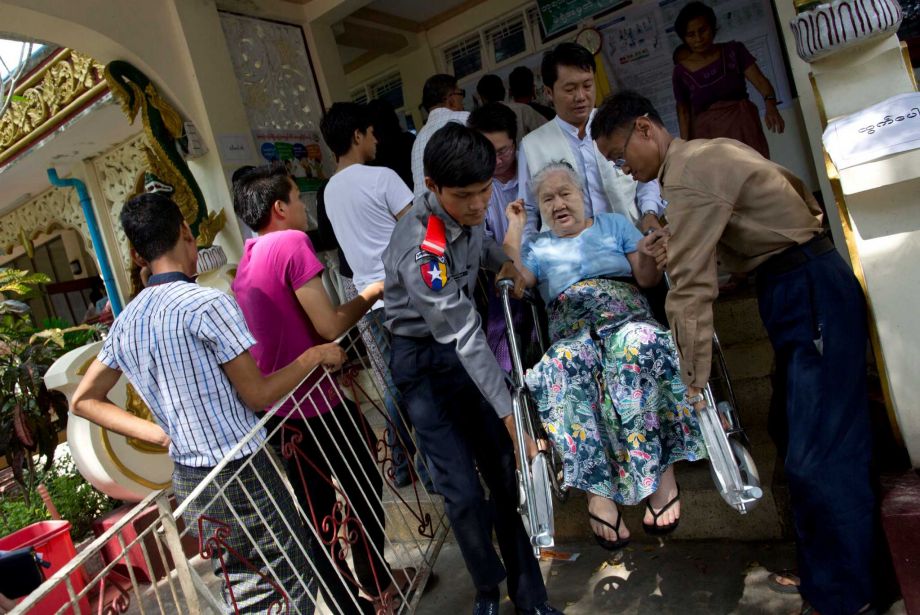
[232,164,403,615]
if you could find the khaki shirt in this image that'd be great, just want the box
[383,192,512,417]
[658,138,823,388]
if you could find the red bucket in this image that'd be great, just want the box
[0,520,90,614]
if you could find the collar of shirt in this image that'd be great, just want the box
[147,271,195,286]
[658,137,688,186]
[554,108,597,143]
[422,191,464,243]
[426,107,468,125]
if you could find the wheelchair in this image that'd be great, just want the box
[496,273,763,557]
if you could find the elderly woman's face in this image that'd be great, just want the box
[538,171,586,236]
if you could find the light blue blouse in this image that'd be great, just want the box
[522,213,642,304]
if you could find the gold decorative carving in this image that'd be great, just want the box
[92,133,148,273]
[0,187,89,257]
[124,384,169,454]
[196,210,227,248]
[0,49,108,166]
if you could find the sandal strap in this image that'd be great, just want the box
[646,484,681,521]
[588,511,623,540]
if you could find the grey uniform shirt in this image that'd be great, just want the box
[384,192,513,418]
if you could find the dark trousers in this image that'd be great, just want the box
[268,402,388,615]
[757,248,875,615]
[390,335,547,610]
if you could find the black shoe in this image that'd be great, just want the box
[516,602,564,615]
[473,596,500,615]
[392,473,413,488]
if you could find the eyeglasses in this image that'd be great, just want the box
[613,113,648,169]
[495,144,515,159]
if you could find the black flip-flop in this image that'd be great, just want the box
[588,511,630,551]
[767,570,801,595]
[642,484,681,536]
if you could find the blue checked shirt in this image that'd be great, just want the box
[98,278,264,467]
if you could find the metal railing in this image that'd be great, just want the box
[12,322,448,615]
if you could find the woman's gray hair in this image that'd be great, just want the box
[529,161,585,226]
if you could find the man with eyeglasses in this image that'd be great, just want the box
[411,74,470,197]
[591,90,877,615]
[517,43,666,240]
[468,102,528,373]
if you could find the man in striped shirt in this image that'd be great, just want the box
[72,192,346,614]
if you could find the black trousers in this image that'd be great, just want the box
[757,248,875,615]
[390,335,547,610]
[268,402,387,615]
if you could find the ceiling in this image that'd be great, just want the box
[363,0,471,24]
[0,95,138,217]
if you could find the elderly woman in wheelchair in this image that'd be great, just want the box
[503,162,707,550]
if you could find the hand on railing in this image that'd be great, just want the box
[312,342,347,371]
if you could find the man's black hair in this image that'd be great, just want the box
[508,66,535,99]
[541,42,596,89]
[590,91,666,141]
[232,162,294,231]
[320,102,372,158]
[476,74,506,104]
[674,1,718,41]
[424,122,495,188]
[422,74,458,111]
[367,98,401,140]
[467,102,518,142]
[231,165,256,184]
[120,192,185,263]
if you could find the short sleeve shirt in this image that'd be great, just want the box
[522,212,642,304]
[325,164,412,300]
[231,230,341,418]
[98,281,262,467]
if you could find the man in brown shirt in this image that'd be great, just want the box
[591,91,876,615]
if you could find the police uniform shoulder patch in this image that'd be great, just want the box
[419,257,448,291]
[418,214,449,291]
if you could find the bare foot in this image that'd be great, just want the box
[644,466,680,528]
[586,492,630,543]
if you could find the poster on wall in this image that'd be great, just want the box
[537,0,631,36]
[253,130,327,192]
[597,0,792,135]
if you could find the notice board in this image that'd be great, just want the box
[597,0,792,135]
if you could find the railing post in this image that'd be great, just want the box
[155,493,202,614]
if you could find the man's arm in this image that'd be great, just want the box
[295,276,383,341]
[399,250,513,418]
[502,199,537,289]
[221,343,346,410]
[72,361,171,447]
[664,186,733,389]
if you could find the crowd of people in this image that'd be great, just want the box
[67,4,882,614]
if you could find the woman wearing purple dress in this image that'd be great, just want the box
[671,1,784,158]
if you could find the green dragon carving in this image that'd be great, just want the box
[104,60,211,238]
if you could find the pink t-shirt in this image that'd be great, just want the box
[232,229,340,418]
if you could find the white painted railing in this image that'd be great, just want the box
[11,322,448,614]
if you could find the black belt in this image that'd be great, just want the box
[756,234,835,278]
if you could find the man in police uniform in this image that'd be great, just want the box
[384,123,561,615]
